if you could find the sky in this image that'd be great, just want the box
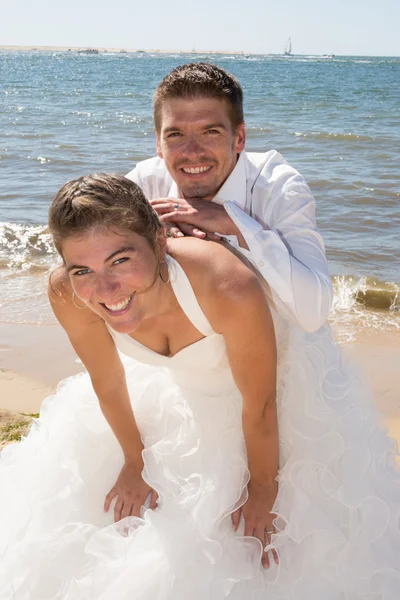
[1,0,399,57]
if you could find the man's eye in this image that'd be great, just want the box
[166,132,182,138]
[206,129,220,135]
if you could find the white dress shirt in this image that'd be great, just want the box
[126,150,333,332]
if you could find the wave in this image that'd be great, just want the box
[332,275,399,311]
[292,131,380,142]
[0,222,55,255]
[1,221,399,309]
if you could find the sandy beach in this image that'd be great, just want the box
[1,321,399,448]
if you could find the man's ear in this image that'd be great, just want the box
[156,132,163,159]
[234,123,246,154]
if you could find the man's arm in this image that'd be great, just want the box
[223,171,333,333]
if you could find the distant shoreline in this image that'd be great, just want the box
[0,45,252,55]
[0,46,398,58]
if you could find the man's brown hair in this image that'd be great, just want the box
[153,62,244,132]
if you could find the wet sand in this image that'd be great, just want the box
[1,321,399,447]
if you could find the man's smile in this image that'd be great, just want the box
[181,166,212,175]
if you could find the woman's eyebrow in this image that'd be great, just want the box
[66,246,136,272]
[105,246,136,263]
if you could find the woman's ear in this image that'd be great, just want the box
[156,227,167,261]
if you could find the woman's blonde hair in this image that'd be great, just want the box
[48,173,162,257]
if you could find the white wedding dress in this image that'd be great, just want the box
[1,256,400,600]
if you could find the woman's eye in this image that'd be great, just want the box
[113,257,129,266]
[73,269,91,277]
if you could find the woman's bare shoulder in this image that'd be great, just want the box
[168,237,261,303]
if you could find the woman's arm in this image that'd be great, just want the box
[212,264,279,568]
[181,240,279,568]
[48,273,156,520]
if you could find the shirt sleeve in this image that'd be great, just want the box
[223,176,333,333]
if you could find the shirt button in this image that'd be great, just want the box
[259,260,265,267]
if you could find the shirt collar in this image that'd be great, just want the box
[167,152,247,210]
[212,152,247,209]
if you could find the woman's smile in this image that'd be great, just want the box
[101,292,136,316]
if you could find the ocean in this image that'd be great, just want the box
[0,50,399,342]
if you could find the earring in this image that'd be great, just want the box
[72,292,88,310]
[159,262,170,284]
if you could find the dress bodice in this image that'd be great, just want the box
[108,256,235,394]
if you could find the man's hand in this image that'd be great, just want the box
[150,197,237,241]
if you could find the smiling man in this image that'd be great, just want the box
[126,62,332,332]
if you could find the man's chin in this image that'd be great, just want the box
[180,183,218,200]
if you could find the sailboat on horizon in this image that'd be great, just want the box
[284,37,292,56]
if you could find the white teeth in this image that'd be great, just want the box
[182,166,211,174]
[105,294,134,312]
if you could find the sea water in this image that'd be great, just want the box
[0,51,399,341]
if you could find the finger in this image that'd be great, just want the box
[131,499,143,518]
[255,525,271,569]
[150,490,159,510]
[203,232,222,241]
[243,519,255,538]
[231,508,242,531]
[167,225,185,238]
[150,198,179,208]
[159,211,190,224]
[170,221,220,241]
[104,487,117,512]
[114,497,124,522]
[262,550,271,569]
[120,502,134,520]
[153,202,184,216]
[179,223,207,239]
[272,548,279,565]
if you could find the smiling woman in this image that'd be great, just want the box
[1,173,400,599]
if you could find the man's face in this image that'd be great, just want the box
[156,97,245,200]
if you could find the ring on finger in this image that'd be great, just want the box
[265,528,275,535]
[173,203,179,211]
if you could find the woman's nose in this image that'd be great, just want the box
[94,273,119,300]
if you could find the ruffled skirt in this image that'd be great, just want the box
[1,325,400,599]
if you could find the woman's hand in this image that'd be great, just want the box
[104,460,158,522]
[232,481,279,569]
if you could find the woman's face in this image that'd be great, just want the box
[61,226,165,333]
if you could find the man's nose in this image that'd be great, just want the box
[183,134,204,156]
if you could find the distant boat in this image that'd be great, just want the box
[284,38,292,56]
[77,48,99,55]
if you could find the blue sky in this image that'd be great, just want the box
[1,0,399,57]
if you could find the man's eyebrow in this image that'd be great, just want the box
[163,122,228,134]
[202,122,228,130]
[66,246,135,272]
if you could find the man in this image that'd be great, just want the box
[127,62,332,332]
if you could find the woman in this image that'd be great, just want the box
[1,174,400,599]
